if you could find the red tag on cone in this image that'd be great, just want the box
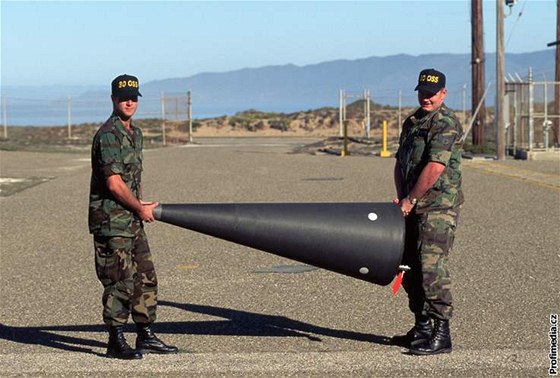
[392,271,404,295]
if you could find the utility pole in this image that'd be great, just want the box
[471,0,486,145]
[496,0,506,160]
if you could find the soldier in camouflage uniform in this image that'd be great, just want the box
[89,74,178,360]
[391,69,464,355]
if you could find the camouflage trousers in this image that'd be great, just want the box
[401,207,460,320]
[93,221,158,326]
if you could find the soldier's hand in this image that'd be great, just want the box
[138,201,159,223]
[399,197,415,217]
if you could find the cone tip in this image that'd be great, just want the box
[153,204,162,220]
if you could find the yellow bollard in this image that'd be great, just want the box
[380,120,391,157]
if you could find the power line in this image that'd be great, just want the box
[505,0,528,49]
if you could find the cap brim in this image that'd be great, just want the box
[113,90,142,97]
[414,84,440,94]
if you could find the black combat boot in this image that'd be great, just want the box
[409,318,452,355]
[391,315,433,347]
[136,324,179,354]
[106,325,143,359]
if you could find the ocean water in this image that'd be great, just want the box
[0,97,242,127]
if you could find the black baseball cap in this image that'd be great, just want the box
[111,74,142,98]
[414,68,446,94]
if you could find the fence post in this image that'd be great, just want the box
[398,90,402,137]
[513,87,518,152]
[543,81,552,150]
[462,83,467,125]
[528,68,534,151]
[160,91,166,146]
[341,120,349,157]
[187,91,193,143]
[67,96,72,139]
[504,94,510,154]
[2,94,7,139]
[364,89,371,139]
[339,89,344,137]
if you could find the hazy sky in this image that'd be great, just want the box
[1,0,557,87]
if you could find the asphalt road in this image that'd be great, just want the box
[1,137,558,377]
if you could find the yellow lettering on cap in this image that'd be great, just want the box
[117,80,139,89]
[426,75,439,83]
[419,74,440,84]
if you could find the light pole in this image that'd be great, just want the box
[496,0,506,160]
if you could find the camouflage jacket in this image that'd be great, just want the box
[88,114,143,237]
[395,104,464,213]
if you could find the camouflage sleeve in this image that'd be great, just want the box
[98,131,124,177]
[138,128,144,169]
[428,117,459,165]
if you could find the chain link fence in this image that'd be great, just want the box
[505,79,560,153]
[0,92,193,145]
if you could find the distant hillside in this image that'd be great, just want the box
[141,49,554,112]
[2,50,555,126]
